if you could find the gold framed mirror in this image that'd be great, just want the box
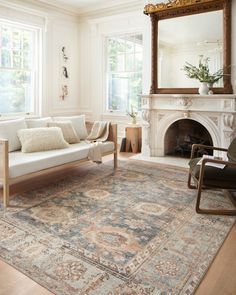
[144,0,233,94]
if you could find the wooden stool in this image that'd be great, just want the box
[125,125,142,153]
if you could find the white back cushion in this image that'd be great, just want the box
[17,127,69,153]
[53,115,88,140]
[0,118,27,152]
[48,121,80,144]
[26,117,52,128]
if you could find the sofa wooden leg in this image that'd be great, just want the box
[114,152,117,169]
[3,180,9,208]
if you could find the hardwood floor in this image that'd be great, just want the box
[0,153,236,295]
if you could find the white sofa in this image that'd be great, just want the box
[0,118,117,207]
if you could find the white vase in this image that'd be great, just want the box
[198,82,209,95]
[131,117,137,125]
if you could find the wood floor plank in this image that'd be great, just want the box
[0,261,52,295]
[195,222,236,295]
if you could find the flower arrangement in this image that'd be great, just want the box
[182,55,225,85]
[127,105,138,124]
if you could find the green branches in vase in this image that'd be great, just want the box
[182,55,228,95]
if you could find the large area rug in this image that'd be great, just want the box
[0,160,235,295]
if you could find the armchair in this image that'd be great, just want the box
[188,138,236,216]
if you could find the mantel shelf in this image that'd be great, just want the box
[142,94,236,100]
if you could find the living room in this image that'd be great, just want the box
[0,0,236,294]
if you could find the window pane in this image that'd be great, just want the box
[117,54,125,72]
[108,73,129,112]
[0,21,38,114]
[107,33,143,112]
[135,52,142,71]
[1,49,11,67]
[13,50,21,68]
[23,51,31,69]
[126,53,134,71]
[1,27,11,49]
[134,34,143,53]
[23,31,32,51]
[0,69,32,113]
[12,30,21,50]
[126,38,135,53]
[116,38,126,53]
[108,55,117,72]
[108,38,118,56]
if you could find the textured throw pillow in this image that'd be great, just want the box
[0,118,27,152]
[26,117,52,128]
[47,121,80,144]
[17,127,69,153]
[53,115,88,140]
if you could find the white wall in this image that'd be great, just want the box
[0,1,80,117]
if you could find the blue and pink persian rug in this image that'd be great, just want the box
[0,161,235,295]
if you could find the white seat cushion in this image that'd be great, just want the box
[9,141,114,178]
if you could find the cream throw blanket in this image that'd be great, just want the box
[86,121,110,163]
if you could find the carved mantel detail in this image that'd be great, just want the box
[179,97,193,109]
[223,114,234,129]
[209,116,219,127]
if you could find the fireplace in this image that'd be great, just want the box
[164,119,213,158]
[141,94,236,158]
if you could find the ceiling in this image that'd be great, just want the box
[37,0,141,14]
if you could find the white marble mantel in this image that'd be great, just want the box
[141,94,236,157]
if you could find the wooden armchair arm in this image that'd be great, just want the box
[107,123,117,151]
[0,138,9,180]
[190,144,228,159]
[0,138,8,144]
[201,157,236,168]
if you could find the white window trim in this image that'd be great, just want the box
[0,18,43,118]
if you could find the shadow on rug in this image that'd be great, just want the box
[0,160,235,295]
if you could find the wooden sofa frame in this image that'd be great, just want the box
[0,122,117,208]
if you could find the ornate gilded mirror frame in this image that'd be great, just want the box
[144,0,233,94]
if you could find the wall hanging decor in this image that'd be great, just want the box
[60,46,69,100]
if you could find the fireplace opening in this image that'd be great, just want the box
[164,119,213,158]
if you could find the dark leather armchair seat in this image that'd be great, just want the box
[188,138,236,215]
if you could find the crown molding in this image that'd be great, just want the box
[0,0,79,19]
[78,0,144,21]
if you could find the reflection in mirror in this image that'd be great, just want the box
[158,10,223,88]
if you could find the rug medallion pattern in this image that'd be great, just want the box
[0,161,235,294]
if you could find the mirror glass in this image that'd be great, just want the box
[158,10,223,88]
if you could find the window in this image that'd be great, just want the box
[0,20,40,115]
[107,33,143,112]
